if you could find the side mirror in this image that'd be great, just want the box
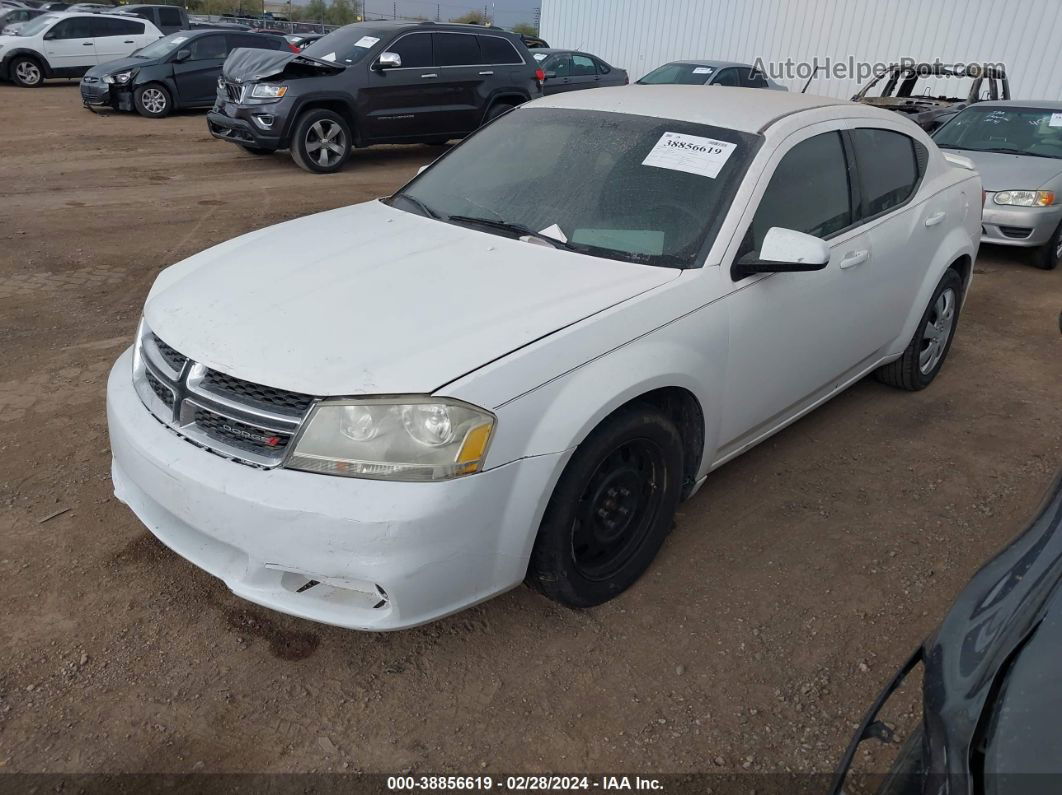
[374,51,401,70]
[173,48,191,62]
[732,227,830,279]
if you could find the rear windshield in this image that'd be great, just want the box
[638,62,716,85]
[392,107,759,269]
[300,24,389,65]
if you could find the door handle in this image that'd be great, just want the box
[925,211,947,227]
[478,70,493,75]
[123,40,134,43]
[839,249,870,269]
[82,42,93,46]
[420,73,437,79]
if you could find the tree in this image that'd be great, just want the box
[302,0,328,23]
[450,10,488,25]
[512,21,538,36]
[327,0,357,26]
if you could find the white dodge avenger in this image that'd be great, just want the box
[107,86,981,630]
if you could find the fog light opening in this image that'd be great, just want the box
[252,114,275,130]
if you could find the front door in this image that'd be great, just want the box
[717,126,882,455]
[172,33,228,106]
[567,54,600,91]
[361,31,448,141]
[42,16,97,73]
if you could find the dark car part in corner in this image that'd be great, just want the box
[207,21,543,174]
[830,469,1062,794]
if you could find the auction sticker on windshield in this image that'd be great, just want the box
[1050,113,1062,127]
[355,36,380,48]
[642,132,735,178]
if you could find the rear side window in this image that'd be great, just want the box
[571,54,595,76]
[158,6,181,27]
[433,32,479,66]
[388,32,432,68]
[477,34,521,64]
[713,68,740,87]
[127,8,152,20]
[742,67,768,88]
[50,17,93,38]
[746,131,853,253]
[849,128,921,217]
[94,17,144,36]
[595,58,611,75]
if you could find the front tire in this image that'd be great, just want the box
[1034,220,1062,270]
[527,404,684,608]
[134,83,171,118]
[290,109,351,174]
[874,268,963,391]
[11,56,44,88]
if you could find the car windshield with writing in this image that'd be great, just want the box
[300,24,388,65]
[638,62,716,85]
[390,107,758,269]
[934,105,1062,159]
[133,32,191,59]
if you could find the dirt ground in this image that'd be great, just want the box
[1,82,1060,782]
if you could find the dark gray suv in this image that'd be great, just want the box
[207,21,544,173]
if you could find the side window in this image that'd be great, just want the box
[97,18,145,36]
[158,7,182,28]
[571,54,596,76]
[546,54,571,77]
[713,68,740,87]
[742,67,769,88]
[433,32,480,66]
[595,58,611,75]
[189,34,226,60]
[477,35,521,65]
[388,32,432,68]
[128,8,152,20]
[746,131,852,255]
[50,17,93,39]
[849,128,921,217]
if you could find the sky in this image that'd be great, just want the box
[361,0,540,28]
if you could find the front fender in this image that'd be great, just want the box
[1,48,51,79]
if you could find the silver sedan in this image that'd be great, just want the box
[934,100,1062,269]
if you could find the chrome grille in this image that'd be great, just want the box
[224,81,243,102]
[133,328,317,468]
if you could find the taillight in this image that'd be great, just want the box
[288,43,300,53]
[535,67,545,83]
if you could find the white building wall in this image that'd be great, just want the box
[540,0,1062,100]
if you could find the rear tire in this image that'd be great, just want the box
[290,109,351,174]
[1034,220,1062,270]
[134,83,172,118]
[482,101,515,126]
[874,268,963,391]
[527,404,684,608]
[10,56,44,88]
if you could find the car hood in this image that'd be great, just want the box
[939,148,1062,191]
[144,200,680,398]
[221,46,343,82]
[84,54,153,78]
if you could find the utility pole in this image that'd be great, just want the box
[393,1,397,19]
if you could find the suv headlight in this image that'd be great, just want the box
[250,83,286,99]
[287,397,495,482]
[994,190,1055,207]
[104,70,134,85]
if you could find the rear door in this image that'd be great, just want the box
[172,32,227,105]
[430,32,486,133]
[90,17,146,64]
[41,16,96,71]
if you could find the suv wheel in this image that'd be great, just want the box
[482,101,515,126]
[11,57,43,88]
[527,404,684,607]
[134,83,171,118]
[290,109,351,174]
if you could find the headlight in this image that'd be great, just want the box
[994,190,1055,207]
[287,397,495,482]
[131,317,145,377]
[104,70,134,85]
[250,83,287,99]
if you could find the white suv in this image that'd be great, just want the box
[0,12,161,87]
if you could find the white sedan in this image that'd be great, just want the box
[107,86,981,630]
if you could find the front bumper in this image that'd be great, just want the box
[980,197,1062,247]
[207,107,284,150]
[107,349,566,630]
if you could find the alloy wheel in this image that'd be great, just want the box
[15,61,41,86]
[919,287,956,374]
[305,120,346,168]
[141,88,166,115]
[570,438,666,581]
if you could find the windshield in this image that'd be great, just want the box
[14,13,58,36]
[934,106,1062,159]
[300,24,386,65]
[638,62,715,85]
[134,32,193,59]
[391,107,758,269]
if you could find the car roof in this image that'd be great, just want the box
[530,85,848,133]
[972,99,1062,111]
[659,59,753,70]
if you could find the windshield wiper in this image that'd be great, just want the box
[392,192,439,219]
[446,214,579,251]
